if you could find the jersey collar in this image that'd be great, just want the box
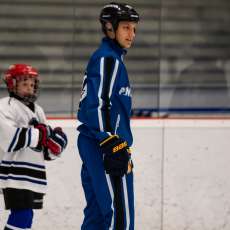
[102,37,127,58]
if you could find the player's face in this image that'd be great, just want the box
[16,77,35,97]
[116,21,137,49]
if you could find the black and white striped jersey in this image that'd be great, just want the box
[0,97,48,194]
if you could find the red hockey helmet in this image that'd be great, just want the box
[3,63,39,102]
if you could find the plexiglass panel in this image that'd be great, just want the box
[0,0,229,117]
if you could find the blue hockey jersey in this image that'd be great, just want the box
[77,37,133,146]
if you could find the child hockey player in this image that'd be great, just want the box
[0,63,68,230]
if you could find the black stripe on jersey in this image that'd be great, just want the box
[8,128,20,152]
[102,56,115,132]
[102,57,125,228]
[13,128,27,151]
[0,165,46,180]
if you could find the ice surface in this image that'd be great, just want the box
[1,119,230,230]
[0,122,156,229]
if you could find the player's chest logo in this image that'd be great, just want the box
[119,86,131,97]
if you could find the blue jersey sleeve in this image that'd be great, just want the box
[78,56,120,142]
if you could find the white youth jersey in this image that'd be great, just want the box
[0,97,47,194]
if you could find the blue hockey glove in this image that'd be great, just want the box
[100,135,132,176]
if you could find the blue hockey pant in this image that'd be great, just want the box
[78,133,134,230]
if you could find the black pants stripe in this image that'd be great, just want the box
[112,176,125,230]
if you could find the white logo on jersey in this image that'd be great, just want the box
[80,74,87,102]
[119,87,131,97]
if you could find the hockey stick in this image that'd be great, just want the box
[112,175,124,230]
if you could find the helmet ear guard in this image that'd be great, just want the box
[105,22,114,32]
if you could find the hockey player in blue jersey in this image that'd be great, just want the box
[77,2,139,229]
[0,64,68,230]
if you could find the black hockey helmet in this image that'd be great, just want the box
[99,2,139,34]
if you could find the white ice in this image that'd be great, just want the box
[0,120,156,229]
[1,119,230,230]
